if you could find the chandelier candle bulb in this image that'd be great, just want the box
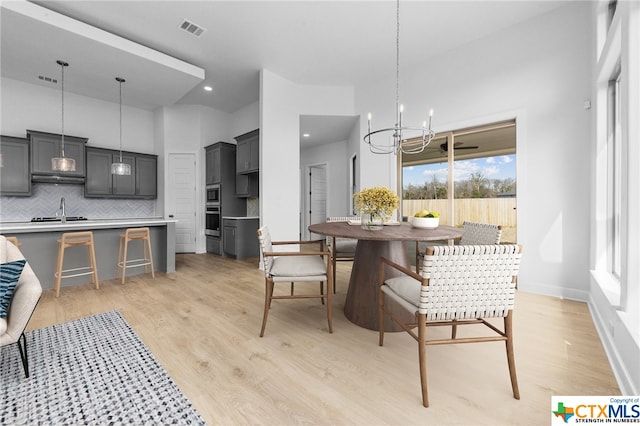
[367,113,372,134]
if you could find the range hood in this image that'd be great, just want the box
[31,174,85,184]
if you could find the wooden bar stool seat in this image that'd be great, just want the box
[54,231,100,297]
[5,236,21,248]
[116,227,155,284]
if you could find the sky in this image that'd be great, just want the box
[403,154,516,187]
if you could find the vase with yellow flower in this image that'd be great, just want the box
[353,186,399,231]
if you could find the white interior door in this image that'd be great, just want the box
[169,153,196,253]
[308,164,327,239]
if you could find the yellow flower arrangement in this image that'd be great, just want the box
[353,186,399,218]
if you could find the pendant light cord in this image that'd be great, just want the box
[60,61,66,157]
[395,0,400,126]
[119,78,123,163]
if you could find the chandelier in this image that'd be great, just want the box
[111,77,131,175]
[51,60,76,171]
[363,0,435,155]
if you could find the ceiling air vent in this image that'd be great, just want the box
[38,75,58,84]
[179,19,207,37]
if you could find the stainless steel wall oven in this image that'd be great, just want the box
[205,204,221,236]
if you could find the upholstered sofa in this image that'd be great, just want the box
[0,235,43,377]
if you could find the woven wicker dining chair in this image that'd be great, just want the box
[415,221,502,273]
[379,244,523,407]
[256,226,333,337]
[325,216,359,293]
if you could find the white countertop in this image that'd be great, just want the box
[222,216,259,220]
[0,218,177,233]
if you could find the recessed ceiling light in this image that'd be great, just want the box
[303,133,310,138]
[204,86,212,92]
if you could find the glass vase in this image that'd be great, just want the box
[361,212,384,231]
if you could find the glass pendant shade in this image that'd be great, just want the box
[111,161,131,175]
[51,156,76,172]
[111,77,130,175]
[52,60,76,171]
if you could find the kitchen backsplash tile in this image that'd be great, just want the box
[0,184,156,221]
[246,197,259,217]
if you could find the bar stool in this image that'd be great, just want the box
[116,227,155,284]
[54,231,100,298]
[5,236,21,247]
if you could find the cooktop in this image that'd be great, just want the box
[31,216,88,222]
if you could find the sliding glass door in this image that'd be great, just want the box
[400,120,517,243]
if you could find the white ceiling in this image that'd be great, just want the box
[2,0,571,116]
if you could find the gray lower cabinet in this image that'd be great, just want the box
[28,130,86,178]
[85,147,156,198]
[206,236,222,255]
[0,135,30,196]
[223,218,260,259]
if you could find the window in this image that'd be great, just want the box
[608,70,622,278]
[400,120,517,242]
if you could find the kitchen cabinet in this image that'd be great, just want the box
[85,147,156,199]
[204,142,246,254]
[206,236,222,256]
[235,173,259,198]
[0,135,30,196]
[222,217,260,259]
[235,129,259,174]
[28,130,86,177]
[135,154,157,198]
[205,144,221,185]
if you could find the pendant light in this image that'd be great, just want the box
[363,0,435,155]
[111,77,131,175]
[51,60,76,171]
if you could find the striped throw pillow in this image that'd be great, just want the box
[0,259,27,318]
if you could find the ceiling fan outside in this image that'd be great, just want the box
[439,141,479,152]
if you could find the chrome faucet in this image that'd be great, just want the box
[59,197,66,223]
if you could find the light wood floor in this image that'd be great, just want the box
[26,253,619,425]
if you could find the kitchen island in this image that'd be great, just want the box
[0,218,176,291]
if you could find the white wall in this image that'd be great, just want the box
[259,70,354,241]
[1,77,154,152]
[232,101,260,137]
[355,3,593,300]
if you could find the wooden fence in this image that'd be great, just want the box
[402,198,517,227]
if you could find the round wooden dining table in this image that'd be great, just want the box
[308,221,463,331]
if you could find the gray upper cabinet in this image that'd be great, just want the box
[235,129,259,174]
[85,146,156,199]
[28,130,86,177]
[135,154,157,198]
[205,144,222,185]
[85,147,113,196]
[0,135,31,196]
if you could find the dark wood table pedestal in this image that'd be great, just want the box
[344,240,416,331]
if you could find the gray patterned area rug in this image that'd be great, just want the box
[0,310,205,425]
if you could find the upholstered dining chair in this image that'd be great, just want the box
[415,221,502,273]
[0,235,43,378]
[325,216,359,293]
[379,244,523,407]
[256,226,333,337]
